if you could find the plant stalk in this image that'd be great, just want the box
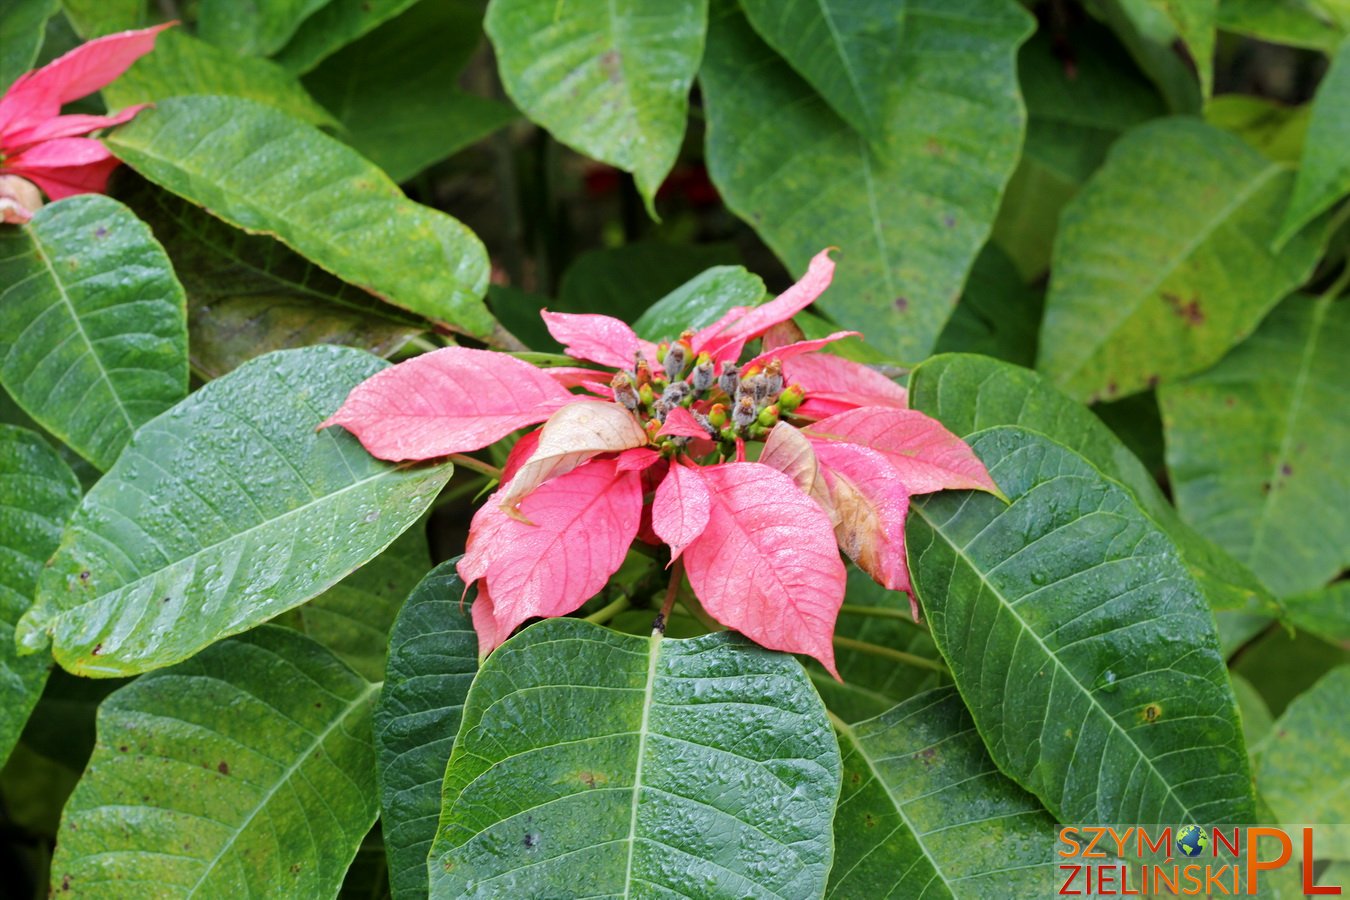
[837,603,928,630]
[447,454,502,480]
[584,595,631,625]
[831,635,948,674]
[653,558,684,635]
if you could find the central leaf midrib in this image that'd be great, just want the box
[915,504,1199,824]
[620,631,661,897]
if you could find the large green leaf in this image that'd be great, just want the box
[1256,666,1350,826]
[304,0,515,183]
[1277,38,1350,244]
[275,0,420,74]
[59,0,143,38]
[1087,0,1202,112]
[277,525,429,681]
[737,0,899,139]
[1205,94,1310,165]
[104,28,337,127]
[127,185,422,379]
[0,0,57,92]
[16,345,453,677]
[934,244,1043,367]
[908,352,1274,614]
[0,195,188,470]
[485,0,706,212]
[375,560,478,900]
[1160,294,1348,597]
[1283,582,1350,645]
[1038,118,1324,402]
[907,426,1254,824]
[1218,0,1344,52]
[631,264,766,341]
[559,242,739,325]
[830,687,1056,898]
[701,0,1032,362]
[1140,0,1216,96]
[0,425,80,766]
[49,627,380,897]
[198,0,331,57]
[105,96,499,342]
[428,618,841,897]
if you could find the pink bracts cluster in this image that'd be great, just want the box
[0,23,170,223]
[322,250,999,676]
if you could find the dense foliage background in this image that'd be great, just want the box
[0,0,1347,897]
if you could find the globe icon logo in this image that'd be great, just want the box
[1176,825,1209,857]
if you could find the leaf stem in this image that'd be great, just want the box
[837,603,928,630]
[653,557,684,634]
[447,454,502,479]
[584,595,631,624]
[831,634,948,674]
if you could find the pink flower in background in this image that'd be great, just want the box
[322,250,1000,676]
[0,23,171,222]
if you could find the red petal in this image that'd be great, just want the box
[784,352,908,416]
[812,440,912,593]
[0,24,171,139]
[652,461,710,560]
[4,105,148,152]
[656,405,708,440]
[698,249,836,362]
[319,347,571,460]
[483,459,643,638]
[544,366,615,397]
[741,331,859,372]
[469,583,506,659]
[806,408,998,495]
[499,400,648,509]
[684,463,846,677]
[4,138,120,198]
[541,311,644,369]
[616,447,661,472]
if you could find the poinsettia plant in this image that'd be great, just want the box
[1,2,1347,899]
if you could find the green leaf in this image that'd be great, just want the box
[275,0,420,74]
[0,0,58,92]
[126,184,423,379]
[1159,294,1348,597]
[1087,0,1202,112]
[59,0,144,39]
[1038,118,1324,402]
[830,687,1056,898]
[1277,38,1350,244]
[486,0,707,212]
[105,95,499,342]
[198,0,331,57]
[991,21,1164,280]
[559,242,739,325]
[934,244,1044,367]
[103,28,337,127]
[0,426,80,766]
[1283,582,1350,645]
[375,559,478,900]
[631,264,766,341]
[1256,666,1350,825]
[701,0,1032,362]
[304,0,515,183]
[737,0,898,139]
[17,345,453,677]
[429,618,841,897]
[907,426,1254,824]
[1229,672,1274,752]
[1141,0,1217,96]
[907,352,1275,615]
[0,194,189,470]
[49,627,380,897]
[277,526,429,681]
[1218,0,1344,52]
[1205,94,1311,165]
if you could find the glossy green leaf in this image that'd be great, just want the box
[1039,118,1323,402]
[304,0,515,183]
[105,95,499,342]
[277,525,429,681]
[631,264,766,342]
[738,0,899,139]
[1218,0,1344,52]
[1159,294,1348,597]
[934,244,1043,367]
[104,28,337,127]
[1277,38,1350,244]
[0,426,80,766]
[375,560,478,900]
[127,185,422,379]
[275,0,420,74]
[0,194,188,470]
[559,242,738,326]
[1205,94,1310,165]
[701,0,1032,362]
[17,345,453,677]
[830,687,1056,898]
[486,0,707,211]
[198,0,331,57]
[1284,582,1350,645]
[428,618,841,897]
[0,0,58,91]
[908,352,1274,614]
[991,22,1164,280]
[1256,666,1350,825]
[59,0,144,39]
[50,627,380,897]
[907,426,1254,824]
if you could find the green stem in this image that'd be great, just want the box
[406,335,441,355]
[837,603,928,630]
[831,635,948,674]
[584,595,631,625]
[447,454,502,480]
[1320,261,1350,301]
